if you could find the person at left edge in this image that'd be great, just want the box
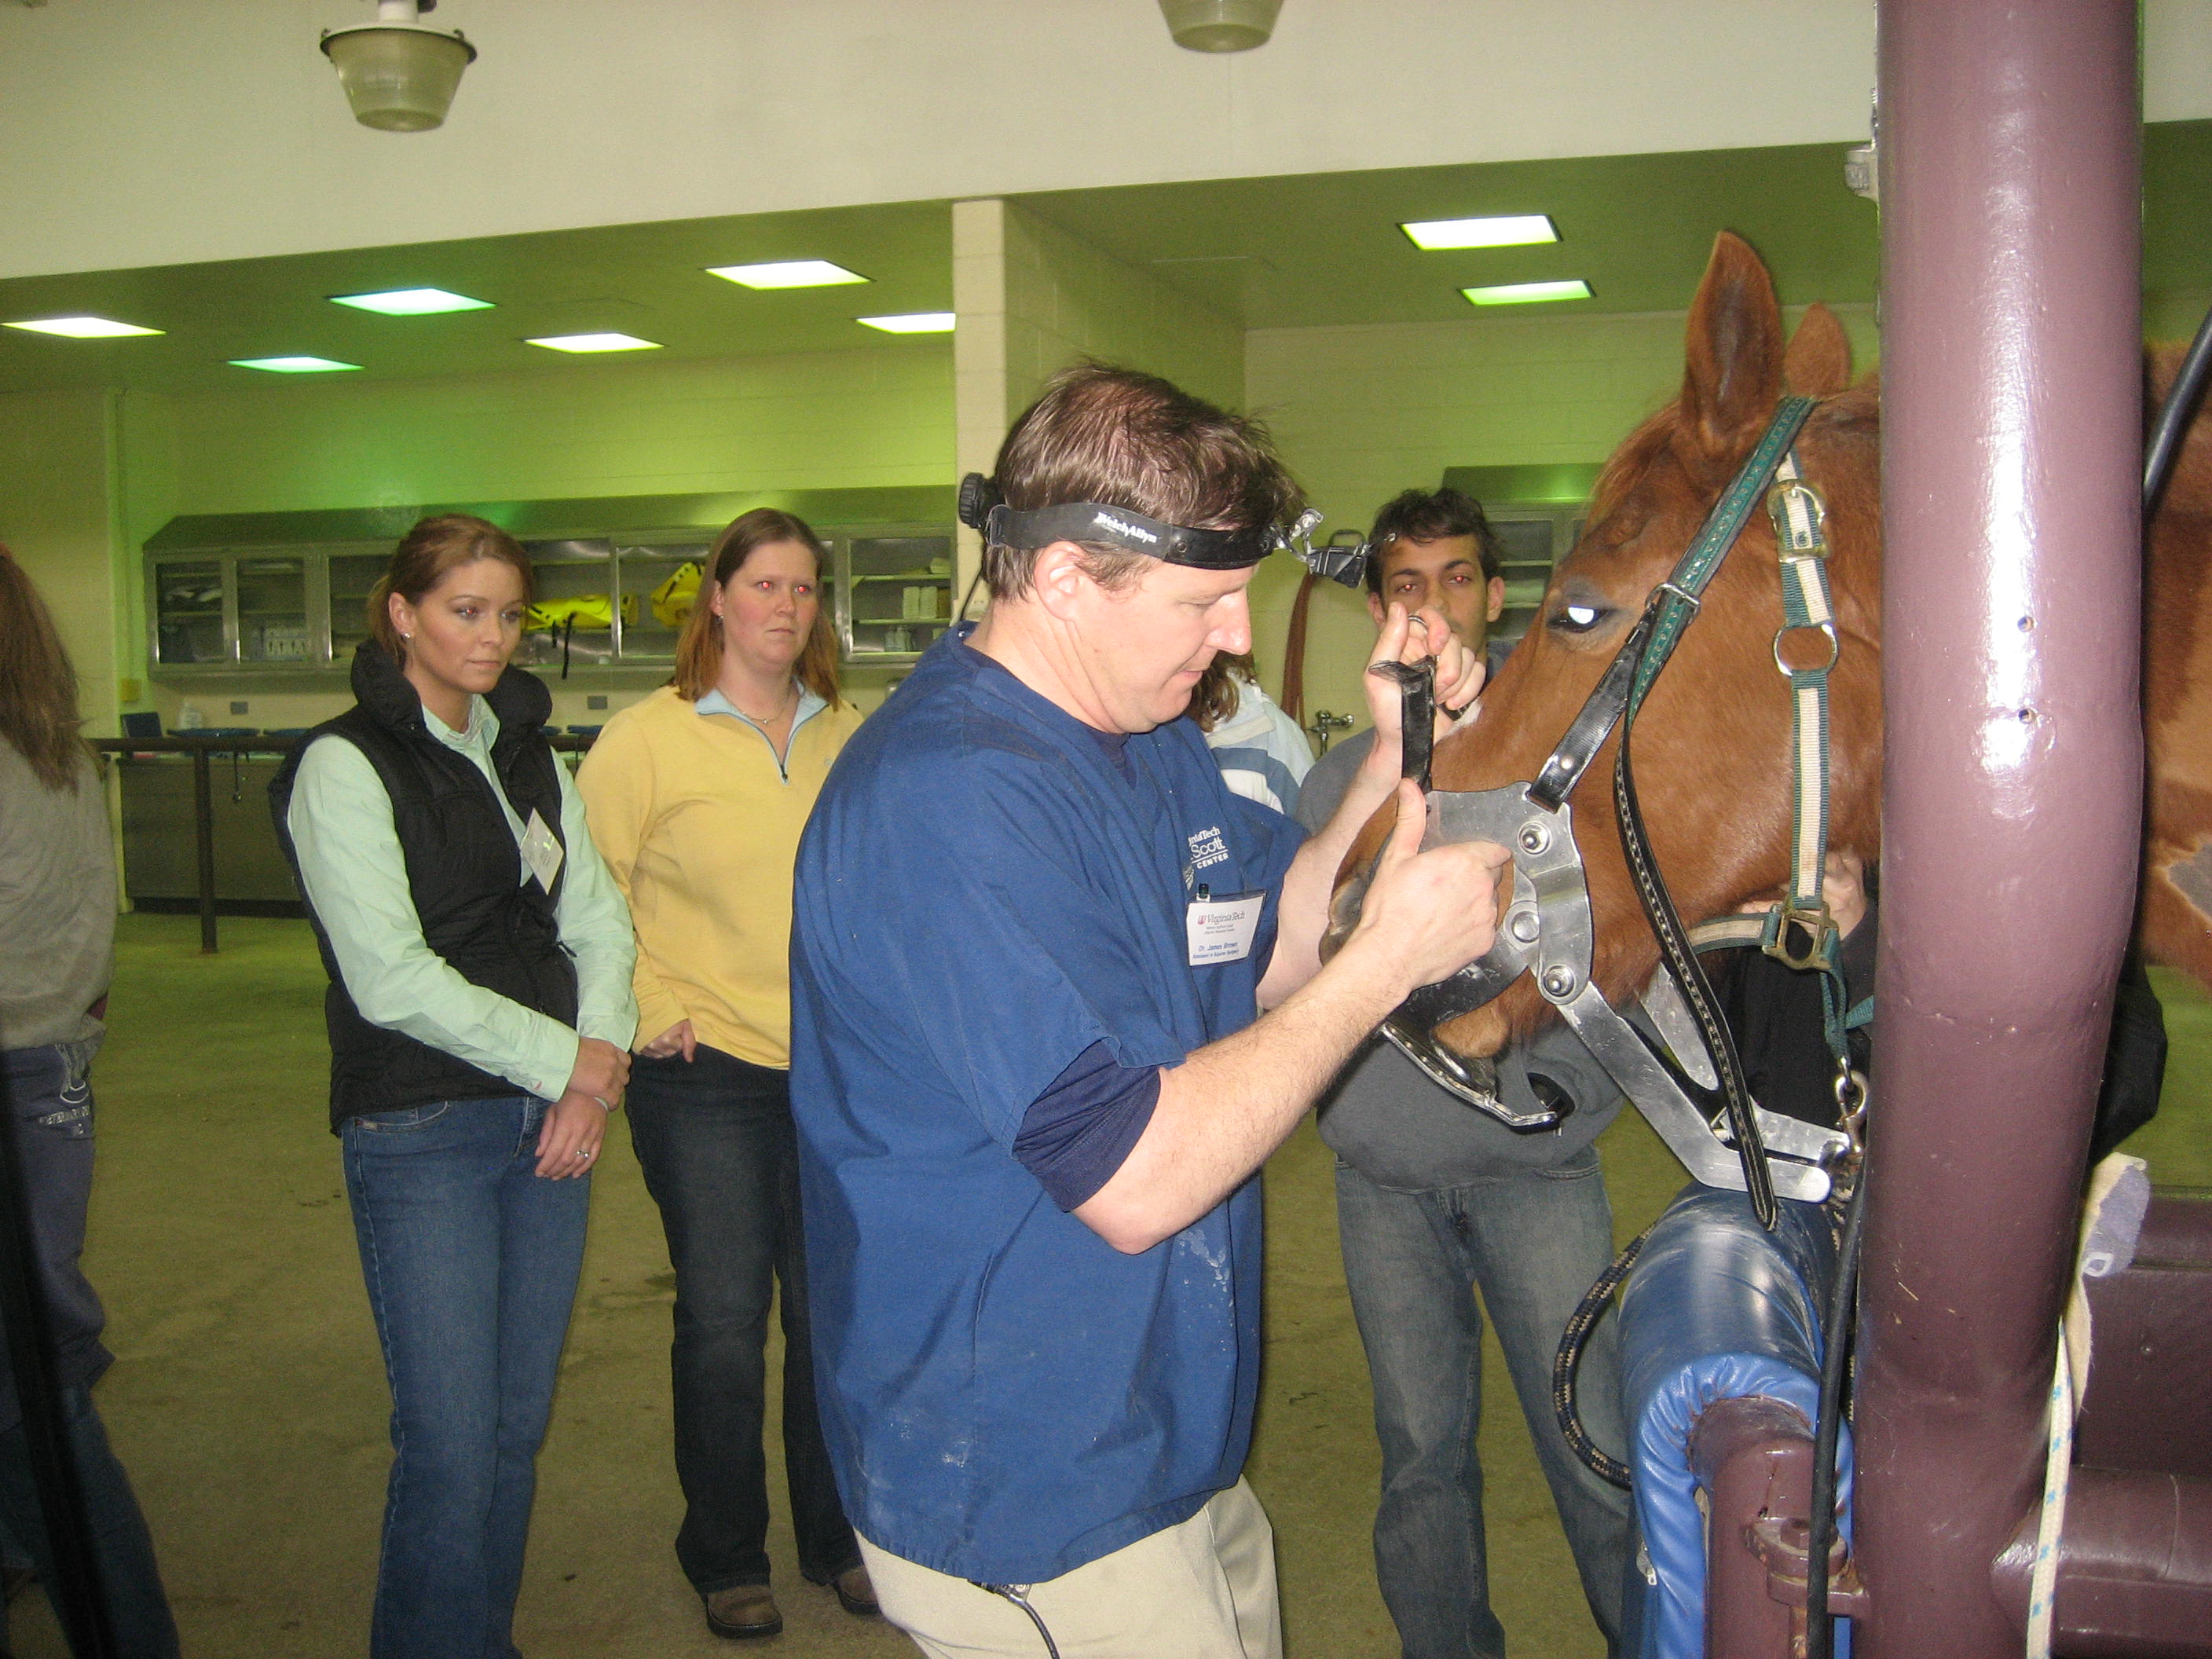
[269,515,637,1659]
[790,364,1509,1659]
[577,510,873,1642]
[0,548,180,1658]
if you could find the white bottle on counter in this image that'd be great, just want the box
[175,701,204,731]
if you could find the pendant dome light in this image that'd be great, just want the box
[321,0,476,133]
[1158,0,1282,52]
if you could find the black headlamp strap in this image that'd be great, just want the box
[981,499,1279,571]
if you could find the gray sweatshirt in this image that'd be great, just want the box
[1297,727,1625,1189]
[0,743,114,1051]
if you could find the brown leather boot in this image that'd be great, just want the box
[704,1584,782,1640]
[831,1564,881,1617]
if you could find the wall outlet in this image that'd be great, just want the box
[229,701,250,716]
[587,694,609,710]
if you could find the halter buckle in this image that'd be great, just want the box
[1763,898,1838,971]
[1765,477,1829,555]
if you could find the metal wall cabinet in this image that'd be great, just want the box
[149,546,385,672]
[830,526,954,663]
[143,487,961,680]
[1486,507,1587,646]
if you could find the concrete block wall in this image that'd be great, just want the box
[953,196,1245,616]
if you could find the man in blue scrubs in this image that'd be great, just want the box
[789,365,1507,1659]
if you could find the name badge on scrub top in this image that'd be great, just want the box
[1186,888,1263,966]
[520,810,565,892]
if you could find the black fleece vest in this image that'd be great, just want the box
[270,643,580,1130]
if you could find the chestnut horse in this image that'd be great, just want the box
[1349,230,2212,1067]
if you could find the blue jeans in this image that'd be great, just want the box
[1335,1148,1634,1659]
[342,1096,590,1659]
[625,1047,855,1594]
[0,1043,178,1658]
[0,1384,179,1659]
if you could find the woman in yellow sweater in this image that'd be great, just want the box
[577,509,869,1642]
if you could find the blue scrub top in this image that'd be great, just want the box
[789,626,1305,1584]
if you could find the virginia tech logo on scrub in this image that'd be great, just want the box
[1188,826,1229,871]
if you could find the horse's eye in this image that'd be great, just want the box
[1551,602,1610,635]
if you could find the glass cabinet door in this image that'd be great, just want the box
[613,543,712,662]
[152,559,229,665]
[513,541,617,675]
[1489,515,1562,646]
[327,551,390,665]
[839,533,954,661]
[235,555,312,664]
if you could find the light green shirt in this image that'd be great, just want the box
[286,697,637,1101]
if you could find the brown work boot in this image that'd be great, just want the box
[704,1584,782,1640]
[831,1563,881,1617]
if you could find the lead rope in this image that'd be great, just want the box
[1615,649,1778,1227]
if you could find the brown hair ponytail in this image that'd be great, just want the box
[368,515,536,662]
[0,548,90,791]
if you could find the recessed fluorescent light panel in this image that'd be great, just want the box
[5,316,164,339]
[857,313,955,334]
[329,287,494,316]
[230,356,362,373]
[1401,214,1559,251]
[706,260,869,290]
[1462,280,1594,306]
[525,332,662,353]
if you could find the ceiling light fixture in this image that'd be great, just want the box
[230,356,364,373]
[1462,280,1594,306]
[857,313,956,335]
[1401,214,1558,251]
[321,0,477,133]
[4,316,164,339]
[1159,0,1281,51]
[705,261,869,290]
[329,287,493,315]
[525,333,662,353]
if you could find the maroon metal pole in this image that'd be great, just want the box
[1855,3,2143,1655]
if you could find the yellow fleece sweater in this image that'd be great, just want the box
[577,683,864,1068]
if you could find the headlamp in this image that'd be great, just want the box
[958,474,1368,584]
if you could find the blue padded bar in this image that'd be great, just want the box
[1619,1185,1854,1659]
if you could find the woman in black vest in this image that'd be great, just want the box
[271,515,636,1659]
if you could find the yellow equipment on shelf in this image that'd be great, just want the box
[650,562,701,628]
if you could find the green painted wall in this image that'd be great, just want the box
[118,342,954,728]
[0,388,121,734]
[1001,204,1243,416]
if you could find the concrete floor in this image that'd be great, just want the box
[10,915,2210,1657]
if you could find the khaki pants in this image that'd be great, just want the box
[858,1478,1283,1659]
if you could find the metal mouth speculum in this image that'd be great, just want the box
[1382,782,1846,1202]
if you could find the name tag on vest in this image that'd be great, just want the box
[520,810,564,892]
[1186,890,1262,965]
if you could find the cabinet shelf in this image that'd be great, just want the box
[153,521,957,676]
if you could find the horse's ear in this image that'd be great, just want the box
[1679,232,1784,465]
[1783,303,1852,397]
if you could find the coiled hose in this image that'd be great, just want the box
[1552,1225,1654,1490]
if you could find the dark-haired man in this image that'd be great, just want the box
[789,370,1507,1659]
[1295,487,1635,1659]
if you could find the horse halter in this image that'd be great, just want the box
[1376,396,1852,1223]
